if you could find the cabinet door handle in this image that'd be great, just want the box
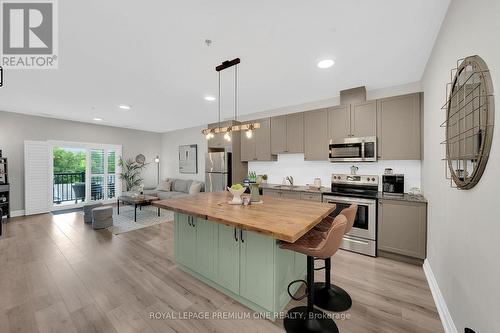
[188,216,192,226]
[234,228,238,242]
[240,229,244,243]
[192,217,196,227]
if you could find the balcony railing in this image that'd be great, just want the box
[53,172,116,204]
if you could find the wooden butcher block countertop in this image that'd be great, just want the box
[153,192,335,243]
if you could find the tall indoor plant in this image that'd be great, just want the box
[118,157,147,191]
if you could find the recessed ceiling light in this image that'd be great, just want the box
[317,59,335,69]
[204,95,216,102]
[119,104,131,110]
[93,117,103,121]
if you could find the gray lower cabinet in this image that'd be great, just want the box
[281,191,301,200]
[304,109,329,160]
[263,189,308,201]
[300,192,322,202]
[271,113,304,154]
[241,118,276,162]
[377,93,421,160]
[377,199,427,260]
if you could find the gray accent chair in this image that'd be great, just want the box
[92,206,113,230]
[83,202,103,223]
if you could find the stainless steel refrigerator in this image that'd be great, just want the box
[205,152,232,192]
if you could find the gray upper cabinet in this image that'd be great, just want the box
[286,113,304,153]
[351,101,377,137]
[208,133,227,148]
[241,118,275,162]
[377,93,421,160]
[271,113,304,154]
[255,118,275,161]
[240,126,256,161]
[378,199,427,260]
[327,105,351,141]
[327,102,376,141]
[271,115,287,154]
[304,109,328,160]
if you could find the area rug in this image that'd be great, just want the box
[107,205,174,235]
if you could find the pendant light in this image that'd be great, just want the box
[202,58,260,140]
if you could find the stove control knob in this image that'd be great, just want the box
[333,176,336,179]
[371,178,375,181]
[367,177,370,181]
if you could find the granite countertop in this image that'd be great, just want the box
[377,192,428,203]
[260,183,427,203]
[259,183,330,194]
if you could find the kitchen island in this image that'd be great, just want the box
[153,192,335,317]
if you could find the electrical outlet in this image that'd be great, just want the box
[465,328,476,333]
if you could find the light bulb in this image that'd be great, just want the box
[246,129,253,139]
[206,133,211,140]
[224,132,231,141]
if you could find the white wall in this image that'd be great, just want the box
[160,125,207,182]
[421,0,500,332]
[160,83,424,189]
[250,154,420,192]
[0,111,162,212]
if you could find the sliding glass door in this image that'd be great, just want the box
[52,146,87,207]
[50,142,121,210]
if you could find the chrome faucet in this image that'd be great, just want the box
[286,176,294,186]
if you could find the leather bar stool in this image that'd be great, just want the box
[280,214,347,333]
[313,204,358,312]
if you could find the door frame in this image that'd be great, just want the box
[48,140,122,211]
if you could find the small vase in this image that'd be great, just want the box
[228,187,245,204]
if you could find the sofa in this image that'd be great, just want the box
[142,178,204,200]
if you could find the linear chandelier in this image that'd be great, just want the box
[202,58,260,141]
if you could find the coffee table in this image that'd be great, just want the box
[117,195,160,222]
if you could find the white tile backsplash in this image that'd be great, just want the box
[249,154,421,193]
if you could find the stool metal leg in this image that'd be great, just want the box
[284,256,339,333]
[314,258,352,312]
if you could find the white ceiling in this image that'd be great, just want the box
[0,0,450,133]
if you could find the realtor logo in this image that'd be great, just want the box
[1,0,58,69]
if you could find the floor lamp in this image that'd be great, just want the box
[154,156,160,184]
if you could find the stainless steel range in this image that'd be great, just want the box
[322,173,379,257]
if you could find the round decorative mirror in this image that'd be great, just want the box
[135,154,146,165]
[445,55,494,189]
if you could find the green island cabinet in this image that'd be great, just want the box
[174,212,306,316]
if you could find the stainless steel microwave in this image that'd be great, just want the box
[329,136,377,162]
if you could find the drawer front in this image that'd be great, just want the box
[300,192,322,202]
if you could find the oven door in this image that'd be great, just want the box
[322,195,376,240]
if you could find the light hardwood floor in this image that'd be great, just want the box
[0,211,443,333]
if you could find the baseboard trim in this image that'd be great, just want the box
[10,210,25,217]
[423,259,458,333]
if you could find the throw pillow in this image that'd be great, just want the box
[157,180,171,192]
[189,181,202,194]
